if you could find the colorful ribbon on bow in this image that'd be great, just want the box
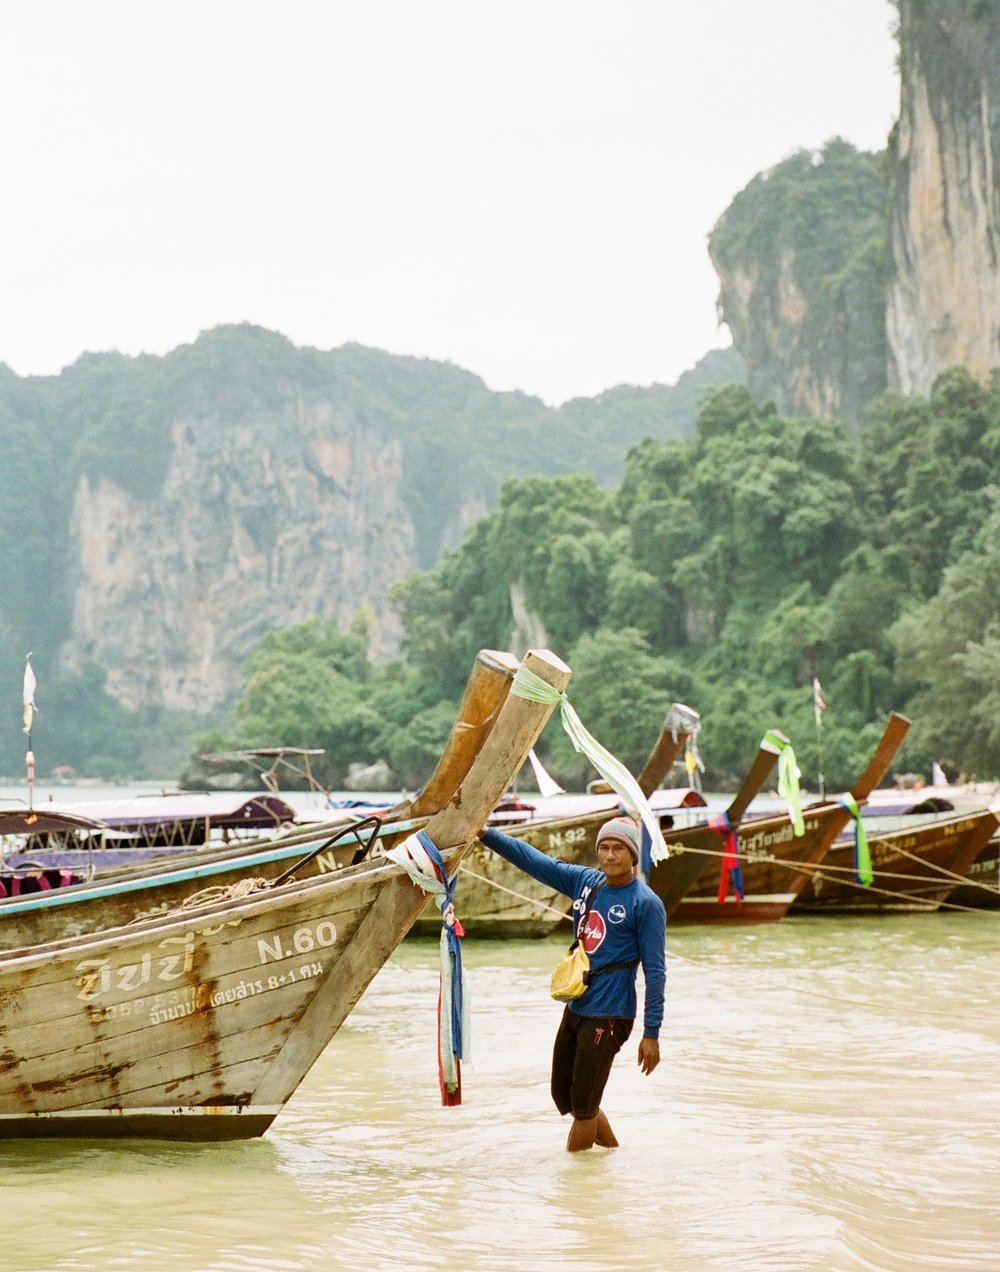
[765,729,804,836]
[384,828,468,1105]
[511,663,668,873]
[711,811,744,904]
[836,793,873,885]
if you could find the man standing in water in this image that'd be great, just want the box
[481,816,665,1152]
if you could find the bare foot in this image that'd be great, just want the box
[594,1108,619,1148]
[566,1115,599,1152]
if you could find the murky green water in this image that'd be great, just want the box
[1,913,997,1271]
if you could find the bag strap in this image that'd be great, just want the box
[570,880,604,948]
[587,957,639,982]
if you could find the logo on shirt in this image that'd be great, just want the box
[608,903,627,924]
[580,910,606,953]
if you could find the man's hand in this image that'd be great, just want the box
[637,1037,660,1075]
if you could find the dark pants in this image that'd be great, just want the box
[551,1008,634,1120]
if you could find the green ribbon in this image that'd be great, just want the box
[837,792,873,886]
[511,663,669,866]
[764,729,804,836]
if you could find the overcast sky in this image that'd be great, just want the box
[1,2,899,405]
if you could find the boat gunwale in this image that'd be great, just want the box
[0,842,445,973]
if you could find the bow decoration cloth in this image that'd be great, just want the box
[764,730,805,836]
[836,793,873,886]
[711,810,744,904]
[511,664,668,874]
[384,829,469,1105]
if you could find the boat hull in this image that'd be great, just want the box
[662,806,845,924]
[0,645,572,1140]
[947,834,1000,908]
[0,821,392,951]
[0,860,392,1139]
[0,1107,277,1141]
[794,810,1000,912]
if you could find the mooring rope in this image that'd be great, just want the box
[644,835,1000,912]
[459,855,997,1021]
[777,850,997,914]
[458,864,571,920]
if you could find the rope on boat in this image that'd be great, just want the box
[123,875,273,924]
[178,876,272,909]
[154,876,274,920]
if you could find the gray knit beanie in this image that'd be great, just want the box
[595,816,642,864]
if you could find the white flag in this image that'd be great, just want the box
[22,657,36,735]
[527,748,564,798]
[812,676,827,726]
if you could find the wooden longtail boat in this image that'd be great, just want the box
[0,652,521,886]
[793,806,1000,911]
[661,713,912,924]
[0,647,570,1140]
[947,832,1000,908]
[646,729,791,917]
[0,650,521,952]
[414,702,704,938]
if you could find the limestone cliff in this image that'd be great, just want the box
[712,2,1000,420]
[61,395,420,711]
[886,0,1000,394]
[0,325,742,730]
[709,141,889,427]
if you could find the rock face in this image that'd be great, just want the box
[708,142,889,428]
[3,325,741,724]
[61,395,417,711]
[713,2,1000,420]
[886,0,1000,395]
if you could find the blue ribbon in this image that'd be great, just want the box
[415,830,465,1064]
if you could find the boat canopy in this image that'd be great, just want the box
[0,806,107,837]
[39,792,298,833]
[860,796,955,816]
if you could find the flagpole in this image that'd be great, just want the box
[812,675,827,800]
[814,711,825,800]
[22,654,36,811]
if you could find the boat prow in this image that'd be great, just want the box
[0,648,570,1141]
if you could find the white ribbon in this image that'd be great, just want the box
[511,663,669,866]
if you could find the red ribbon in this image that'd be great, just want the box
[710,812,743,905]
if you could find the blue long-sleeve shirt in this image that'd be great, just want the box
[482,827,666,1038]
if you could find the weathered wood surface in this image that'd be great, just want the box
[794,807,1000,911]
[0,647,570,1140]
[392,650,519,819]
[663,714,912,924]
[411,704,700,938]
[0,650,520,952]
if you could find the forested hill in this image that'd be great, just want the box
[0,325,743,777]
[206,367,1000,795]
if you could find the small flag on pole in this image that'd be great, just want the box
[22,656,36,735]
[528,748,564,799]
[812,676,827,727]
